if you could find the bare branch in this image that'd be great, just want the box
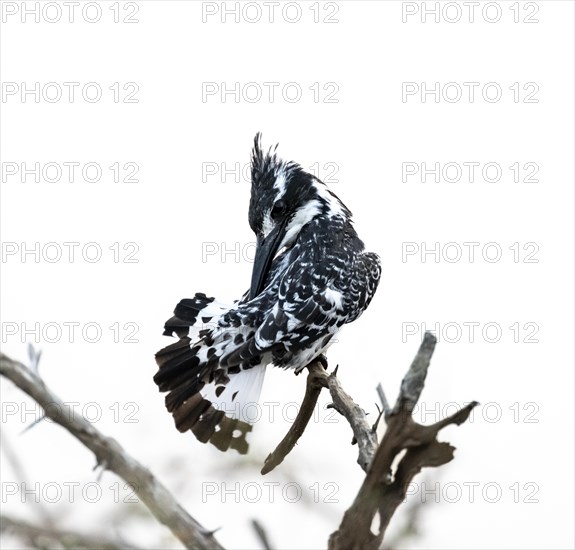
[251,519,274,550]
[392,331,437,415]
[0,352,225,550]
[262,359,379,474]
[0,427,55,529]
[376,383,391,416]
[324,370,378,472]
[1,515,141,550]
[328,333,477,550]
[261,359,325,474]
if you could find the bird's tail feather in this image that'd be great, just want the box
[154,294,267,454]
[201,362,267,424]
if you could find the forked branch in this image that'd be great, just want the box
[329,333,478,549]
[261,333,477,549]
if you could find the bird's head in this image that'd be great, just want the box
[247,133,351,299]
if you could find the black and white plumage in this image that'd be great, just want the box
[154,134,381,454]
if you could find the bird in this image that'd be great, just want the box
[153,134,381,454]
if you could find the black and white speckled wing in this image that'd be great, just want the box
[221,250,381,371]
[342,251,382,323]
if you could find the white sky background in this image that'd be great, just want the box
[1,1,574,549]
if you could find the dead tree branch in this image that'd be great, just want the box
[262,360,378,474]
[324,366,379,472]
[0,426,56,529]
[0,515,141,550]
[0,352,224,550]
[328,333,478,550]
[251,519,274,550]
[261,359,326,474]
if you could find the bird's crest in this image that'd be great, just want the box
[250,132,301,193]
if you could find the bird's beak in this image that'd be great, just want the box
[250,221,286,300]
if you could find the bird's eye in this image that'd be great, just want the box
[271,200,286,219]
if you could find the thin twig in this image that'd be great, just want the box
[251,519,274,550]
[376,383,391,416]
[261,360,325,474]
[0,428,55,529]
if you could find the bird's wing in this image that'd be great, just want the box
[220,251,381,367]
[341,251,382,323]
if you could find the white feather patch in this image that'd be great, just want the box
[324,288,344,309]
[313,181,345,218]
[273,171,287,197]
[201,363,268,424]
[278,199,321,251]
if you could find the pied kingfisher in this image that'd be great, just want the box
[154,134,381,453]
